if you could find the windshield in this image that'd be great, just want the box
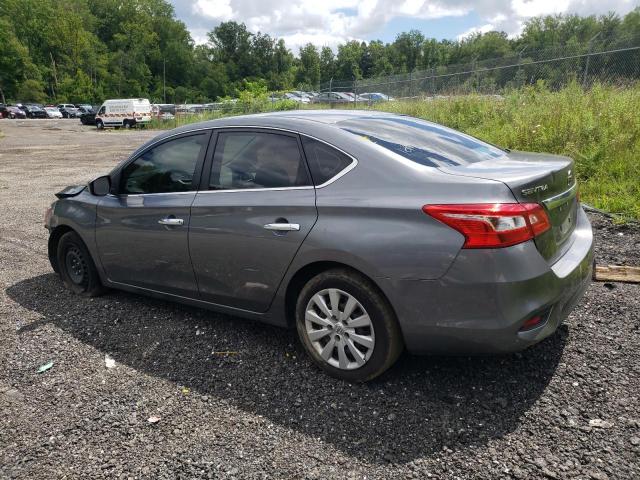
[338,116,506,167]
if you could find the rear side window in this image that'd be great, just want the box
[120,134,207,194]
[338,116,505,167]
[301,136,353,185]
[209,132,310,190]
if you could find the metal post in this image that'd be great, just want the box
[354,77,357,108]
[583,32,601,87]
[517,47,527,88]
[431,68,435,96]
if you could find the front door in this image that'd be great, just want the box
[96,131,211,297]
[189,129,317,312]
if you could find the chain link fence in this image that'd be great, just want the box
[319,34,640,100]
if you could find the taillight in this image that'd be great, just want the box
[422,203,551,249]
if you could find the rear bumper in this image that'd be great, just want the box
[385,206,594,354]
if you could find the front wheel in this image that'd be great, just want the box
[96,119,104,130]
[56,231,105,297]
[296,269,403,382]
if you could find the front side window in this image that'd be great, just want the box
[209,132,310,190]
[120,134,207,194]
[301,137,353,185]
[98,106,105,115]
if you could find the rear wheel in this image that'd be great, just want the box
[123,120,131,129]
[295,269,403,382]
[56,231,105,297]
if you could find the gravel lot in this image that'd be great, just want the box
[1,119,639,479]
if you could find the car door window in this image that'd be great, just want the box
[210,132,310,190]
[301,136,354,185]
[120,134,208,194]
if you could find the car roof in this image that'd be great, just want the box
[179,109,399,130]
[130,110,405,159]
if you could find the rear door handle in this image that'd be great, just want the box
[158,217,184,226]
[263,223,300,232]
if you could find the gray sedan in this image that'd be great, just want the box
[45,110,593,382]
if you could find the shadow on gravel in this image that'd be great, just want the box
[7,273,567,464]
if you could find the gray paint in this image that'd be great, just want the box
[47,110,594,354]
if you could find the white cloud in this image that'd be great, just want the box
[171,0,639,51]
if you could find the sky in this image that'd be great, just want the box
[169,0,639,52]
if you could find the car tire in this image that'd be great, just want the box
[96,120,104,130]
[56,231,105,297]
[295,268,403,382]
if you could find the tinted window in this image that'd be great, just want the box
[338,117,505,167]
[210,132,310,190]
[301,137,353,185]
[120,134,207,194]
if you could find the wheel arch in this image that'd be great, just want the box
[47,225,76,273]
[283,261,399,329]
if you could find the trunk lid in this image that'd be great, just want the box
[439,151,578,262]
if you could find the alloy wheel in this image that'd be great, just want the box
[304,288,375,370]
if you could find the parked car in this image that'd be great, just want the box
[3,106,27,119]
[359,92,394,103]
[284,92,310,104]
[79,109,97,125]
[310,92,352,104]
[21,104,48,118]
[94,98,152,129]
[151,103,176,120]
[58,104,80,118]
[45,110,593,382]
[0,104,8,118]
[44,106,63,118]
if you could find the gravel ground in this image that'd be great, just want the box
[1,119,639,479]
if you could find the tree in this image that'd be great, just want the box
[296,43,320,88]
[319,46,336,84]
[336,41,364,79]
[391,30,425,72]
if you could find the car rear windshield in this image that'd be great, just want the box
[338,116,505,167]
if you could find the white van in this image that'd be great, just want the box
[95,98,152,129]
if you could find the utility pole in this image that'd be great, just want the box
[163,57,166,103]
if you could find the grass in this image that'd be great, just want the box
[148,82,640,220]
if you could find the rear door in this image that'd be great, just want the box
[189,129,317,312]
[96,130,212,297]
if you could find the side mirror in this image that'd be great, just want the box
[89,175,111,196]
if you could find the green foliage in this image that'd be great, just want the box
[1,2,640,104]
[374,82,640,220]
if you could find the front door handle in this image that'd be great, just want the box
[263,223,300,232]
[158,217,184,226]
